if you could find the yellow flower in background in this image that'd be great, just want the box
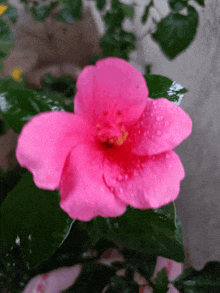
[0,4,8,16]
[11,68,23,82]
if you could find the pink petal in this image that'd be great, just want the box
[59,143,127,221]
[74,57,148,130]
[103,150,185,209]
[16,111,97,190]
[125,98,192,156]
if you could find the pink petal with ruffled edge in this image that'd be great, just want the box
[16,111,97,190]
[125,98,192,156]
[103,149,185,209]
[74,57,148,130]
[59,143,127,221]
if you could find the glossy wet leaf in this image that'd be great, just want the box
[152,5,199,59]
[144,74,187,105]
[173,261,220,293]
[0,172,74,267]
[81,203,185,263]
[0,88,69,134]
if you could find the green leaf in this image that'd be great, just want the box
[63,263,116,293]
[141,0,153,24]
[0,172,74,267]
[95,0,106,11]
[168,0,188,12]
[121,3,135,21]
[40,73,77,98]
[120,248,157,280]
[173,261,220,293]
[144,74,187,105]
[0,87,69,134]
[152,5,199,59]
[82,203,185,263]
[1,4,18,24]
[193,0,205,6]
[29,3,58,22]
[54,0,82,24]
[153,267,170,293]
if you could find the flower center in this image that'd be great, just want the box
[96,110,129,147]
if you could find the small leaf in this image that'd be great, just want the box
[144,74,187,105]
[173,261,220,293]
[54,0,82,24]
[95,0,106,11]
[154,267,170,293]
[193,0,205,6]
[152,5,199,59]
[0,172,74,267]
[121,3,135,21]
[168,0,188,12]
[1,4,17,24]
[30,4,56,22]
[141,0,153,24]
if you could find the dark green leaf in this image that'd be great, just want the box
[121,3,135,21]
[63,263,116,293]
[81,204,185,263]
[54,0,82,24]
[153,267,170,293]
[144,74,187,104]
[0,88,69,134]
[169,0,188,12]
[141,0,153,24]
[107,275,139,293]
[95,0,106,11]
[152,5,199,59]
[121,248,157,280]
[0,18,14,44]
[40,73,76,98]
[1,4,17,24]
[0,172,74,267]
[173,261,220,293]
[193,0,205,6]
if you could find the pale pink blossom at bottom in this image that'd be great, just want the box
[22,250,183,293]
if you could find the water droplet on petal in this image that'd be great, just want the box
[119,188,123,193]
[156,130,162,135]
[152,100,156,105]
[117,174,124,181]
[124,174,128,180]
[140,121,143,125]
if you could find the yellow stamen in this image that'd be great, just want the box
[11,68,22,82]
[0,5,8,16]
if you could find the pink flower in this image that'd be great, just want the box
[16,57,192,221]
